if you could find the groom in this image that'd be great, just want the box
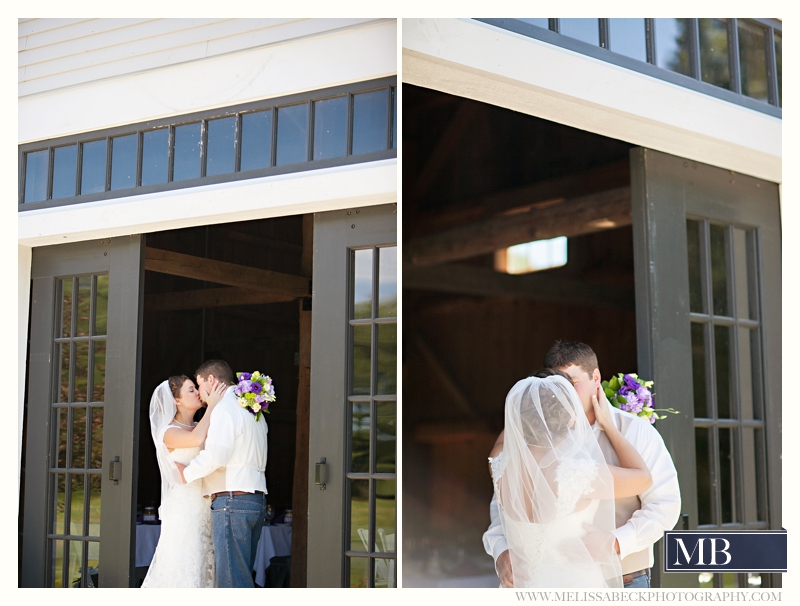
[176,359,269,587]
[483,341,681,588]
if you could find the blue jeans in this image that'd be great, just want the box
[624,570,651,588]
[211,492,266,587]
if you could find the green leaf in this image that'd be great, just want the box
[616,395,626,405]
[604,387,615,399]
[609,376,620,391]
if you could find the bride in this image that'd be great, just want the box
[142,375,226,588]
[488,369,652,588]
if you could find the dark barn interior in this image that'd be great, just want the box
[135,214,311,582]
[401,84,640,586]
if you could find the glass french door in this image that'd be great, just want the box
[307,204,397,587]
[631,149,781,588]
[21,237,144,587]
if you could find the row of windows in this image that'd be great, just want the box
[479,18,782,112]
[21,80,397,207]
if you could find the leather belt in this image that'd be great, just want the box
[622,569,649,586]
[210,490,252,501]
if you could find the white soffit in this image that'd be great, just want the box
[403,18,781,184]
[18,159,397,247]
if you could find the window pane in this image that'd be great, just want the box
[741,427,760,523]
[654,18,692,76]
[378,246,397,318]
[24,150,48,203]
[60,278,73,338]
[56,407,67,468]
[691,323,709,417]
[374,557,395,588]
[173,123,201,181]
[51,539,65,587]
[241,110,272,171]
[52,144,77,199]
[714,325,732,419]
[94,274,108,336]
[695,427,713,525]
[141,129,168,186]
[70,472,86,537]
[559,18,599,46]
[74,341,89,403]
[89,407,103,470]
[354,249,373,320]
[80,139,106,194]
[276,103,308,166]
[737,327,756,421]
[608,18,647,62]
[375,479,395,547]
[376,401,396,473]
[686,220,704,313]
[72,407,87,468]
[92,342,106,403]
[774,31,781,106]
[352,325,372,396]
[699,18,731,90]
[110,134,137,190]
[718,428,737,523]
[348,556,369,588]
[709,224,730,316]
[376,324,396,396]
[206,116,235,177]
[351,402,370,473]
[58,343,70,404]
[313,96,347,160]
[349,479,370,552]
[732,228,752,320]
[353,90,388,155]
[53,473,67,535]
[76,276,91,337]
[738,21,768,102]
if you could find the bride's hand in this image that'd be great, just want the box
[205,381,227,410]
[591,391,614,433]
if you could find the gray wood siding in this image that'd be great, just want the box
[19,18,385,98]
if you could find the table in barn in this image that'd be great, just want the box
[136,522,292,587]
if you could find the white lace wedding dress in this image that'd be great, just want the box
[491,452,610,588]
[141,446,216,588]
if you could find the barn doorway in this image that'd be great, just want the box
[402,84,639,586]
[135,214,311,586]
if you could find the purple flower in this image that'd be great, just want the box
[649,414,657,424]
[623,392,643,414]
[255,394,266,404]
[636,386,652,403]
[619,374,641,396]
[250,381,262,394]
[239,372,252,381]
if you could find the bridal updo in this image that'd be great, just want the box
[519,368,576,447]
[168,375,191,399]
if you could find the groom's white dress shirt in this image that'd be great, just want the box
[183,385,268,496]
[483,405,681,576]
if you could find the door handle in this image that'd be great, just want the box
[108,456,121,485]
[315,457,327,491]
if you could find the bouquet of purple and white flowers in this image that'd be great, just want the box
[234,371,276,421]
[601,372,678,424]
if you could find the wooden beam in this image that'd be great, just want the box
[145,287,294,311]
[414,159,630,234]
[144,247,310,298]
[406,186,631,266]
[404,264,635,310]
[415,103,477,198]
[412,334,479,420]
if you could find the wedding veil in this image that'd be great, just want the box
[149,381,185,515]
[496,374,622,588]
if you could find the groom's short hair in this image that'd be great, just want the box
[543,341,599,376]
[196,359,236,385]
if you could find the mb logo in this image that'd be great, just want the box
[663,530,787,573]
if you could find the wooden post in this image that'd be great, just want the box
[290,214,313,587]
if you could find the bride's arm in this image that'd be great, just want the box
[488,429,504,477]
[591,394,652,498]
[163,383,226,449]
